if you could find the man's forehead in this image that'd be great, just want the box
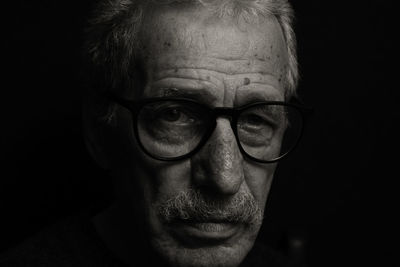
[130,4,289,102]
[139,4,288,67]
[148,55,278,76]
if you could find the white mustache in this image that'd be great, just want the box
[155,189,263,225]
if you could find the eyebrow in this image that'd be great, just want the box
[235,90,284,106]
[154,87,218,105]
[155,56,275,76]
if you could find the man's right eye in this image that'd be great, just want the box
[147,103,202,127]
[157,107,195,124]
[161,108,181,122]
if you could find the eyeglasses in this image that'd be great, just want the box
[108,94,312,163]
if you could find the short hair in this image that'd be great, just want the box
[83,0,298,124]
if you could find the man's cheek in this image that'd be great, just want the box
[135,159,193,204]
[243,161,276,205]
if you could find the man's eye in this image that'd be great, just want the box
[243,115,266,127]
[156,107,196,124]
[239,114,272,129]
[162,108,180,122]
[161,108,186,122]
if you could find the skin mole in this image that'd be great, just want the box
[278,66,284,82]
[244,77,250,85]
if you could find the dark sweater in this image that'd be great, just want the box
[0,215,289,267]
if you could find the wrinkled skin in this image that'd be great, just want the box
[93,4,289,267]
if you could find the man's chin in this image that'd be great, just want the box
[150,222,260,267]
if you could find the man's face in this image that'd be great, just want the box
[109,5,288,267]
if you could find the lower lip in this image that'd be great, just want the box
[170,221,241,243]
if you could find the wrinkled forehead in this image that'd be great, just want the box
[138,4,288,73]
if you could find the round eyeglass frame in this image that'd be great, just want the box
[107,94,313,163]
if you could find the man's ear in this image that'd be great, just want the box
[82,99,110,170]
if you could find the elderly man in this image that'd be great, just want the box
[1,0,310,266]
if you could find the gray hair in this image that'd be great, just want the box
[83,0,298,123]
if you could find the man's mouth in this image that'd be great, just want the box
[168,219,242,246]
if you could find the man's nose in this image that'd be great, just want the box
[191,118,245,195]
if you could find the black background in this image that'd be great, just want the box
[1,1,397,266]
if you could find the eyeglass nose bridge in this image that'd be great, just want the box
[211,107,238,123]
[207,107,241,148]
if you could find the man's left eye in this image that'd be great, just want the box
[239,114,272,129]
[242,114,267,127]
